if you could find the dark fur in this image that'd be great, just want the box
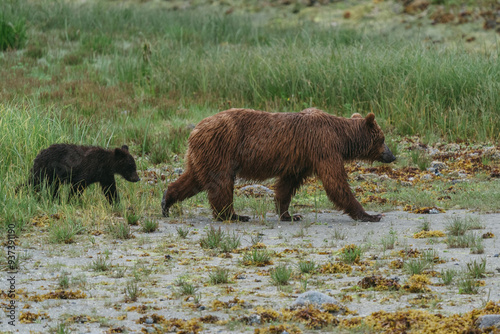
[20,144,140,204]
[161,108,395,222]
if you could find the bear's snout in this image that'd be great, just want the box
[380,144,396,163]
[128,173,141,182]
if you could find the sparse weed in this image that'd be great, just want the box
[298,260,317,274]
[49,219,85,244]
[126,213,140,226]
[446,232,479,248]
[446,217,470,236]
[220,232,241,253]
[410,149,430,171]
[270,264,293,286]
[331,228,347,240]
[124,280,140,302]
[141,219,159,233]
[381,228,397,251]
[242,249,272,266]
[466,258,487,279]
[90,256,110,272]
[419,220,431,232]
[404,258,430,276]
[108,221,132,240]
[176,226,190,239]
[59,272,70,289]
[209,268,230,285]
[470,238,485,254]
[439,269,457,285]
[200,226,225,249]
[458,276,479,294]
[250,233,263,245]
[339,244,362,264]
[175,277,198,296]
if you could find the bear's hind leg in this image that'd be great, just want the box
[162,171,202,217]
[206,174,249,222]
[275,175,305,221]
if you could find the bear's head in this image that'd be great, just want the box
[350,113,396,164]
[114,145,141,182]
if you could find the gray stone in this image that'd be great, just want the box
[477,314,500,329]
[430,161,448,170]
[238,184,275,198]
[145,317,154,325]
[291,291,341,309]
[247,314,261,325]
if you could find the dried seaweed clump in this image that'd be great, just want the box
[28,289,87,301]
[254,324,303,334]
[404,205,446,214]
[413,230,446,238]
[137,315,202,333]
[320,262,353,274]
[19,311,49,324]
[282,305,339,329]
[402,274,431,293]
[357,275,401,291]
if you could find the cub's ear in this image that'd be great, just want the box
[114,147,128,157]
[121,145,129,152]
[351,113,363,119]
[365,113,376,126]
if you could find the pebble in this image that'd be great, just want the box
[429,208,440,214]
[494,254,499,258]
[145,317,154,325]
[247,314,261,325]
[291,291,341,309]
[477,314,500,329]
[174,168,183,175]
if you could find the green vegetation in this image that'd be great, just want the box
[270,264,293,286]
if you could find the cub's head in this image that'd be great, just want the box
[350,113,396,163]
[114,145,140,182]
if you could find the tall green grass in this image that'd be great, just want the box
[3,0,500,142]
[0,103,112,233]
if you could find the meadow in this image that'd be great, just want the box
[1,0,500,332]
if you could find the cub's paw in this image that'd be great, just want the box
[236,214,250,222]
[280,213,302,222]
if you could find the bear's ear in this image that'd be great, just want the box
[351,113,363,119]
[114,147,127,158]
[365,113,376,127]
[121,145,129,152]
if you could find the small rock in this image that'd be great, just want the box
[145,327,155,334]
[145,317,154,325]
[494,254,499,257]
[401,181,413,187]
[198,305,206,311]
[291,291,341,309]
[429,208,440,214]
[174,168,183,175]
[477,314,500,329]
[430,161,448,170]
[247,314,261,325]
[238,184,275,197]
[421,174,433,181]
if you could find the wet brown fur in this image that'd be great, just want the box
[162,108,394,222]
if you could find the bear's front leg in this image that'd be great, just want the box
[101,181,119,204]
[317,161,383,222]
[274,175,306,221]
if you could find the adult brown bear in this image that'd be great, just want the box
[161,108,395,222]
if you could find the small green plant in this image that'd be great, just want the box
[298,260,317,274]
[270,264,293,286]
[410,149,430,171]
[339,245,362,264]
[403,258,429,276]
[209,268,230,285]
[108,221,132,240]
[220,232,241,253]
[90,256,110,272]
[175,277,198,296]
[124,280,140,302]
[470,238,485,254]
[141,219,159,233]
[446,232,478,248]
[49,219,85,244]
[242,249,272,266]
[53,322,69,334]
[59,272,70,289]
[446,217,470,236]
[126,213,140,226]
[458,276,479,294]
[466,258,487,279]
[439,269,457,285]
[250,233,263,245]
[381,228,397,251]
[419,220,431,232]
[176,226,190,239]
[331,228,347,240]
[199,226,225,249]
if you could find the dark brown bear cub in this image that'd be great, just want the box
[162,108,395,222]
[23,144,140,204]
